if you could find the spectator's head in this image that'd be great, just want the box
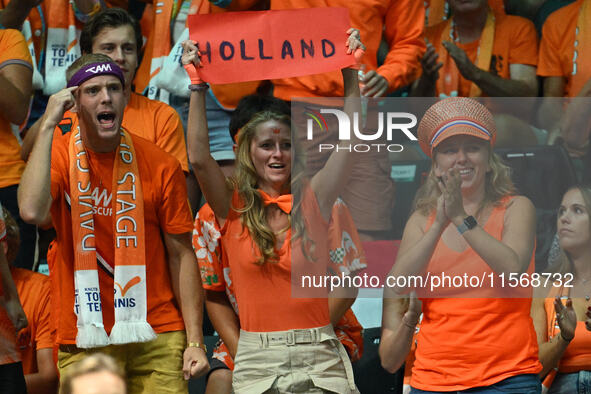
[233,110,292,189]
[66,54,126,152]
[59,353,125,394]
[80,8,142,88]
[229,95,291,143]
[557,185,591,258]
[1,208,20,264]
[414,97,514,213]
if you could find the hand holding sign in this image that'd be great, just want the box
[181,40,204,85]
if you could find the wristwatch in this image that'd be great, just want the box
[456,215,477,234]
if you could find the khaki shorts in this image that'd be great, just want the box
[58,330,187,394]
[232,325,359,394]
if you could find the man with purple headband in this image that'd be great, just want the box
[17,53,210,393]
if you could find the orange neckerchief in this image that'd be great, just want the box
[437,10,495,98]
[69,127,154,348]
[571,0,590,96]
[258,189,292,214]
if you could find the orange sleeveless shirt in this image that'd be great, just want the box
[220,186,331,332]
[411,196,542,390]
[544,290,591,374]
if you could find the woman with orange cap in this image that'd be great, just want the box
[380,97,542,393]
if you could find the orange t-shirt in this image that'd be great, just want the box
[11,268,54,375]
[410,197,542,391]
[427,14,538,97]
[538,0,589,97]
[58,92,188,172]
[220,187,330,332]
[0,29,33,188]
[271,0,425,99]
[544,295,591,374]
[49,131,193,344]
[0,0,46,63]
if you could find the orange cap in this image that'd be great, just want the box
[418,97,496,157]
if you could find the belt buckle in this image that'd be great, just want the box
[286,331,295,346]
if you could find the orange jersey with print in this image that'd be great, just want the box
[271,0,425,99]
[544,296,591,373]
[0,29,32,188]
[11,268,54,375]
[58,92,188,172]
[427,14,538,97]
[411,197,542,390]
[538,0,590,97]
[49,131,192,344]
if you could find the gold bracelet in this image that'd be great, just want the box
[187,342,207,352]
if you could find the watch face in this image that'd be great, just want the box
[465,216,477,229]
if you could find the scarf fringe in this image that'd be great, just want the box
[110,321,157,345]
[76,324,110,349]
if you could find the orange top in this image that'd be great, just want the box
[220,187,330,332]
[544,295,591,374]
[411,197,542,390]
[0,29,32,188]
[195,200,365,358]
[12,268,54,375]
[0,0,46,59]
[271,0,425,99]
[427,14,538,97]
[59,92,188,172]
[49,131,192,344]
[538,0,590,97]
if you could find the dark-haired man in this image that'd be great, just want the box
[22,8,189,177]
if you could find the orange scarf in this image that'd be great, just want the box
[69,127,154,348]
[571,0,591,96]
[437,10,495,98]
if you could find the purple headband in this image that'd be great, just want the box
[66,62,125,88]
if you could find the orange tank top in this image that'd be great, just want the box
[220,185,331,332]
[411,196,542,390]
[544,289,591,374]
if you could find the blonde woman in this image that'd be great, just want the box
[380,98,542,393]
[182,30,364,393]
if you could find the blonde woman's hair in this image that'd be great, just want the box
[231,111,312,265]
[413,146,516,216]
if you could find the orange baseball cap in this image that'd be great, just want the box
[418,97,496,157]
